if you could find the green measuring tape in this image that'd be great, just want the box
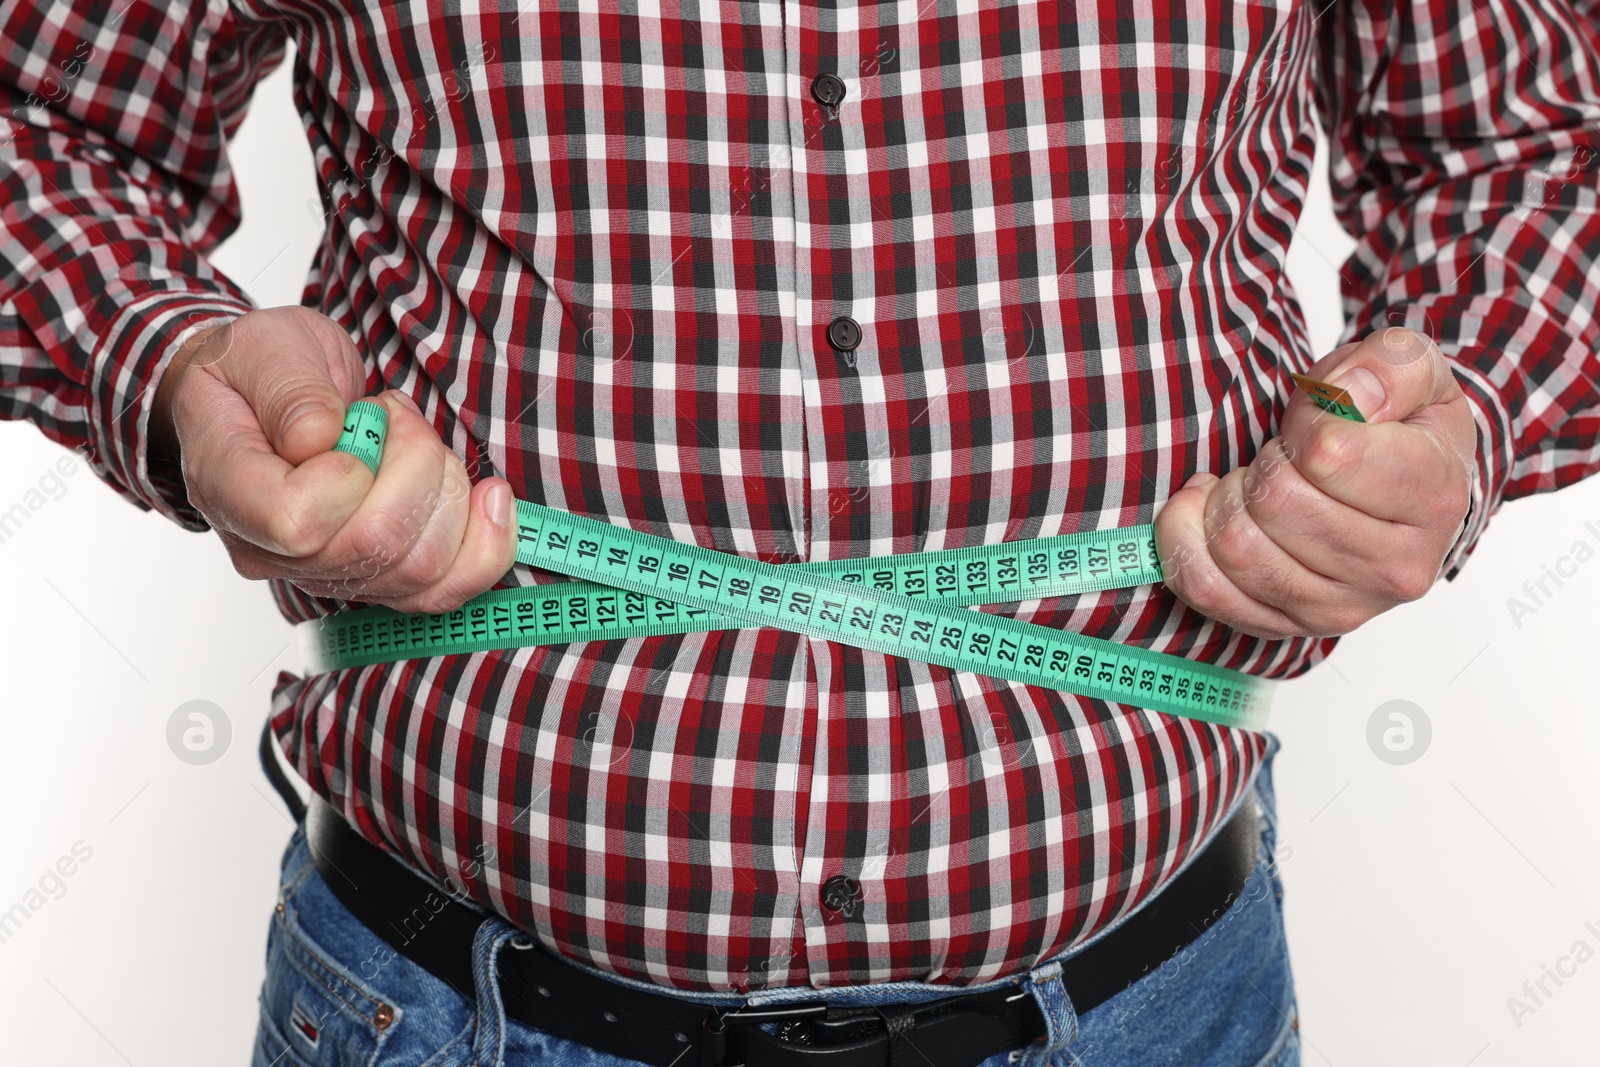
[299,400,1279,730]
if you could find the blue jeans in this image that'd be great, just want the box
[252,734,1298,1067]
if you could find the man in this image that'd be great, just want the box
[2,0,1596,1063]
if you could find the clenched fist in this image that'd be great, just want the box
[149,306,518,613]
[1154,327,1477,640]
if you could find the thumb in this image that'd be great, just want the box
[1312,327,1454,425]
[205,310,363,465]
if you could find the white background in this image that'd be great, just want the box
[3,49,1598,1066]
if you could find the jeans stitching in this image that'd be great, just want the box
[1269,1028,1301,1067]
[1248,1003,1298,1067]
[276,891,393,1033]
[281,855,315,902]
[255,997,318,1067]
[413,1016,477,1067]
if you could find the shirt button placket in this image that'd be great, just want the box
[795,0,881,987]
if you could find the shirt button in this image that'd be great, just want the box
[820,874,862,913]
[811,73,846,109]
[827,316,862,352]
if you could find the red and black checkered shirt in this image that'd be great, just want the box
[5,0,1599,993]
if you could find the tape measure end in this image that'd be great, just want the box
[335,399,390,475]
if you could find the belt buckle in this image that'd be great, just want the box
[701,1002,829,1066]
[703,988,1030,1067]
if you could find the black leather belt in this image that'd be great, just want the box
[303,794,1257,1067]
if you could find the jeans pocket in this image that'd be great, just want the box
[254,854,400,1067]
[255,995,315,1067]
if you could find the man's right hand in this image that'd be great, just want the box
[149,306,518,613]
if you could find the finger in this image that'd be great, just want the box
[1154,474,1306,640]
[1280,401,1470,530]
[204,308,368,465]
[281,390,450,569]
[1202,466,1372,633]
[329,444,473,603]
[177,368,374,555]
[1237,437,1440,579]
[279,460,517,611]
[379,476,520,614]
[1300,326,1457,426]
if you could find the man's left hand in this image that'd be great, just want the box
[1154,327,1477,640]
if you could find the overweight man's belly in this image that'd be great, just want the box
[270,576,1310,992]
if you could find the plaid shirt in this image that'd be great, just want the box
[5,0,1599,993]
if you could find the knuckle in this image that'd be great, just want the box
[1175,554,1225,608]
[1239,463,1274,504]
[258,374,330,428]
[396,534,456,588]
[339,554,390,594]
[1302,425,1360,482]
[1206,509,1259,570]
[346,514,406,571]
[1243,474,1292,524]
[1379,562,1434,602]
[265,504,331,557]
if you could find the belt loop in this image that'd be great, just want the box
[1016,960,1079,1066]
[875,1005,919,1067]
[1254,731,1283,856]
[469,918,523,1067]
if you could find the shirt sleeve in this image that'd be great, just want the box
[0,2,289,530]
[1312,0,1600,581]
